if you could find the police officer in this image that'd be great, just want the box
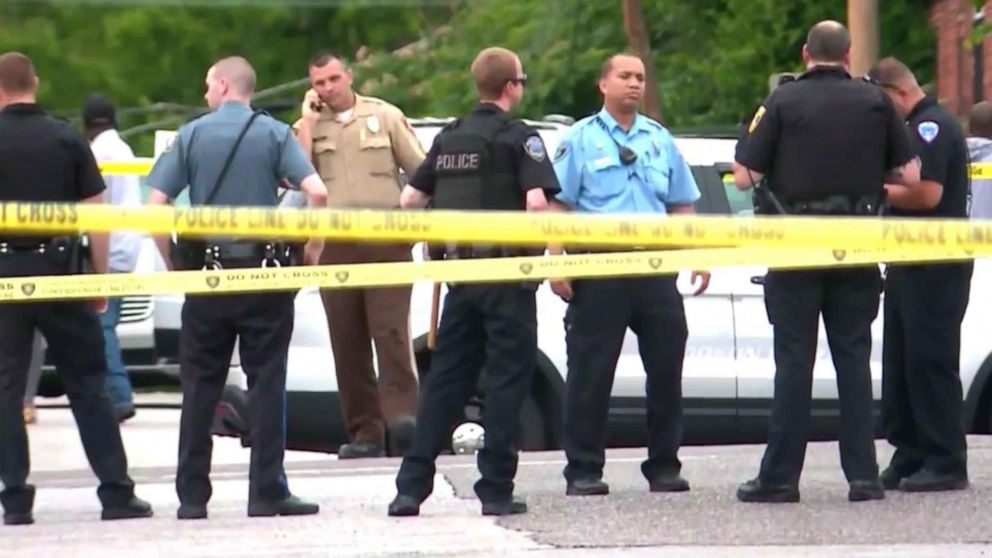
[0,51,152,525]
[733,22,920,503]
[866,57,972,492]
[388,46,559,517]
[145,56,328,519]
[550,53,707,497]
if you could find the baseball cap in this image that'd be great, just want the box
[82,93,117,128]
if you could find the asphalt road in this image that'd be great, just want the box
[8,406,992,557]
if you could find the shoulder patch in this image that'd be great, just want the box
[748,106,766,133]
[524,135,547,162]
[917,120,940,144]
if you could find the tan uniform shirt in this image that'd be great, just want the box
[296,94,425,208]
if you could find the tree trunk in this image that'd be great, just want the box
[621,0,663,123]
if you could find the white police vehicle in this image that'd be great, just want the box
[124,118,992,456]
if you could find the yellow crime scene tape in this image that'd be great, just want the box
[971,162,992,179]
[0,245,978,302]
[1,202,992,252]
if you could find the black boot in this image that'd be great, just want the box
[736,478,800,503]
[101,496,154,521]
[387,494,421,517]
[247,494,319,517]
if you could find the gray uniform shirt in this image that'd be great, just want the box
[148,101,315,207]
[967,136,992,219]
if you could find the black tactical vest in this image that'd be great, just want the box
[432,112,521,212]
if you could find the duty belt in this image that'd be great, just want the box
[173,239,298,270]
[788,195,881,216]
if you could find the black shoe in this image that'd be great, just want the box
[2,484,35,525]
[481,496,527,516]
[849,479,885,502]
[101,496,154,521]
[649,473,690,493]
[3,511,33,526]
[248,494,319,517]
[736,478,800,503]
[388,417,417,457]
[566,478,610,496]
[900,469,969,493]
[387,494,421,517]
[880,466,910,491]
[177,504,208,520]
[338,442,385,460]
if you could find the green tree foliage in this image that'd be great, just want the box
[0,0,938,152]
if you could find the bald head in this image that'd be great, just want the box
[210,56,256,95]
[0,52,37,96]
[971,101,992,139]
[805,20,851,63]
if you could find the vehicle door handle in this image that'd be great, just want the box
[750,275,765,285]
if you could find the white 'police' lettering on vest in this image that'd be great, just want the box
[436,152,481,172]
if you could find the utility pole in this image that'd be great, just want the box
[848,0,880,77]
[620,0,663,122]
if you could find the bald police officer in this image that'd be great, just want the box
[734,22,919,503]
[146,56,329,520]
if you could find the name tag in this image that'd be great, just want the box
[591,156,614,170]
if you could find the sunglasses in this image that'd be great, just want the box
[862,74,898,90]
[508,74,528,86]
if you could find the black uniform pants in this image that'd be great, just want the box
[0,264,136,512]
[758,267,881,485]
[882,262,972,478]
[176,291,295,506]
[395,283,537,504]
[562,275,687,483]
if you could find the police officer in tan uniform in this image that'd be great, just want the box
[295,51,425,459]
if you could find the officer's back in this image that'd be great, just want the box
[742,51,908,205]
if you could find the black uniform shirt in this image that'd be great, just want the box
[410,103,561,201]
[737,66,913,202]
[896,96,969,218]
[0,103,105,203]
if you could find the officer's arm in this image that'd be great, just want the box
[71,132,110,274]
[517,132,557,212]
[144,132,190,270]
[387,108,427,177]
[886,120,948,210]
[734,102,777,190]
[402,141,439,209]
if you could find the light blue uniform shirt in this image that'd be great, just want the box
[148,101,315,207]
[553,108,700,214]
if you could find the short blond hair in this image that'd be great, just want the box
[471,47,519,100]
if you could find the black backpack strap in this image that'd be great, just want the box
[202,110,263,205]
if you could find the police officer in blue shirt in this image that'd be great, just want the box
[550,52,709,497]
[145,56,329,520]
